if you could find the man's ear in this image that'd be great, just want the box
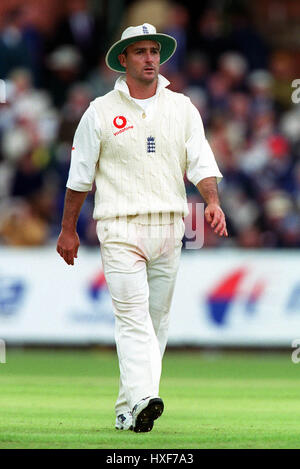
[118,53,126,68]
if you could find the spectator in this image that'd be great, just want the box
[248,69,274,115]
[191,9,230,71]
[162,3,189,74]
[45,45,82,107]
[184,52,209,89]
[47,0,106,77]
[58,83,92,144]
[227,11,269,70]
[87,55,118,99]
[0,4,299,249]
[0,8,33,79]
[218,52,248,92]
[270,50,296,111]
[0,199,49,246]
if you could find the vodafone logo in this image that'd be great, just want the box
[112,115,134,136]
[113,116,127,129]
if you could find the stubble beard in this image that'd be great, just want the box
[133,66,159,86]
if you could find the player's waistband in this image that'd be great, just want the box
[101,212,183,225]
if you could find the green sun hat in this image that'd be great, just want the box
[105,23,177,73]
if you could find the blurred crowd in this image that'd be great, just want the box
[0,0,300,249]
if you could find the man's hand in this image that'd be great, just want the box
[196,177,228,237]
[56,229,80,265]
[204,203,228,237]
[56,188,88,265]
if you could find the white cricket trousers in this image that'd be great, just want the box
[97,216,184,415]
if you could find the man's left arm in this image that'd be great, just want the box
[196,177,228,237]
[185,100,228,238]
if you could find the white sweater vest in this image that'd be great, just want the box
[92,87,192,220]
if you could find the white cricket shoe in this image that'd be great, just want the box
[115,411,133,430]
[132,396,164,433]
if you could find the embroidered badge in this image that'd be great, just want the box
[142,25,149,34]
[147,136,155,153]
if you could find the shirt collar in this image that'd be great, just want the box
[114,74,170,98]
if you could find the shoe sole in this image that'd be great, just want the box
[133,398,164,433]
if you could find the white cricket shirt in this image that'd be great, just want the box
[66,74,223,220]
[67,74,222,192]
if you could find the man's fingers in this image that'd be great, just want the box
[213,213,224,232]
[219,226,226,236]
[205,204,228,237]
[64,249,75,265]
[56,245,63,256]
[56,231,79,265]
[207,208,228,237]
[205,207,213,223]
[66,253,74,265]
[205,210,217,225]
[217,223,226,236]
[211,212,221,228]
[205,212,212,223]
[57,245,75,265]
[216,220,228,237]
[211,217,220,229]
[214,221,222,234]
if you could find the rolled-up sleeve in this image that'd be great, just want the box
[66,104,101,192]
[185,101,223,186]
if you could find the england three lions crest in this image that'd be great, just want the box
[147,136,155,153]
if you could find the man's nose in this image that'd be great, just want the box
[145,52,153,62]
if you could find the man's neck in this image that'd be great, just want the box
[126,76,158,99]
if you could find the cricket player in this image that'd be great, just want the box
[56,23,227,433]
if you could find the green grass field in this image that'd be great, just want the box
[0,349,300,449]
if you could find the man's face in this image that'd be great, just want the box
[118,40,160,83]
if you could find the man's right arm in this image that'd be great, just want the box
[56,189,88,265]
[57,104,101,265]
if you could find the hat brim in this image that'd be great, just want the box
[105,33,177,73]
